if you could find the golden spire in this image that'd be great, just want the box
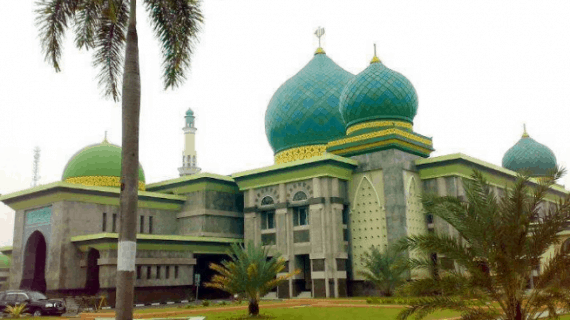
[314,27,326,55]
[370,43,381,64]
[522,124,529,138]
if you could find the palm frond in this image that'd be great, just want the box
[36,0,80,71]
[93,0,128,101]
[144,0,203,89]
[73,0,103,49]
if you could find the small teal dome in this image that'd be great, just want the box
[265,51,354,154]
[339,57,418,130]
[502,130,557,177]
[186,108,194,116]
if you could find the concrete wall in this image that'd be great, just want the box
[177,190,244,238]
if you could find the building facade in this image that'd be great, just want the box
[1,41,569,303]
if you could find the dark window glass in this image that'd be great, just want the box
[261,196,274,206]
[28,292,46,300]
[175,266,179,278]
[156,266,161,279]
[261,211,275,230]
[16,294,27,302]
[149,216,153,234]
[136,266,141,279]
[146,266,151,279]
[5,294,16,302]
[102,212,107,232]
[427,214,434,224]
[342,208,349,225]
[293,207,309,226]
[293,191,307,201]
[166,266,170,279]
[140,216,145,233]
[112,214,117,232]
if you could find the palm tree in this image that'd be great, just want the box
[205,242,299,316]
[358,245,409,297]
[35,1,202,319]
[397,169,570,320]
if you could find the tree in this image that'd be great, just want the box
[35,1,202,319]
[358,244,409,297]
[205,242,299,316]
[397,169,570,320]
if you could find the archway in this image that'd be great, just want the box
[84,248,100,294]
[20,231,47,293]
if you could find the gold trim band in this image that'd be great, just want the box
[65,176,146,191]
[328,127,431,148]
[330,138,432,156]
[346,120,412,135]
[274,145,327,164]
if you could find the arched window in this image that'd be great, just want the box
[261,196,274,206]
[563,238,570,253]
[293,191,307,201]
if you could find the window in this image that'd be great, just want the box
[102,212,107,232]
[112,214,117,232]
[156,266,161,279]
[293,191,307,201]
[136,266,141,279]
[427,214,434,224]
[293,207,309,226]
[175,266,179,278]
[261,211,275,230]
[149,216,153,234]
[166,266,170,279]
[146,266,151,279]
[261,196,274,206]
[140,216,145,233]
[342,208,348,225]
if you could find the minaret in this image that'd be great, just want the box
[178,108,201,176]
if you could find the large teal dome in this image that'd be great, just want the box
[339,57,418,130]
[502,131,557,177]
[265,51,354,155]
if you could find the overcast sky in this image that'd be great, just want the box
[1,1,570,247]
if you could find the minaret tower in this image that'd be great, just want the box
[178,108,201,176]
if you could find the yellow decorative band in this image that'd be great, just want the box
[346,120,412,135]
[275,145,327,164]
[65,176,146,191]
[329,138,432,156]
[328,127,432,147]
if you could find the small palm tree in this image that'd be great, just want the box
[397,169,570,320]
[5,304,27,318]
[205,242,299,316]
[358,245,409,297]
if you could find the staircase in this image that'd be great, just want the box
[295,291,312,299]
[262,292,278,300]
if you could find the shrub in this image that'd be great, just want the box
[201,300,210,307]
[5,304,27,318]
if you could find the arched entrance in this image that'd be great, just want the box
[84,248,100,294]
[20,231,47,293]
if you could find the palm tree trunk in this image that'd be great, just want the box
[248,299,259,316]
[116,0,140,319]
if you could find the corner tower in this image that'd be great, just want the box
[178,108,201,176]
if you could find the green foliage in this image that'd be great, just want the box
[201,300,210,307]
[397,169,570,320]
[205,241,299,316]
[35,0,203,101]
[358,245,410,296]
[4,304,27,318]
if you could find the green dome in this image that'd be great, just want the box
[265,51,354,154]
[0,254,10,268]
[339,58,418,130]
[502,132,557,177]
[186,108,194,116]
[62,140,146,190]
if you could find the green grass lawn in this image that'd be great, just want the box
[162,306,460,320]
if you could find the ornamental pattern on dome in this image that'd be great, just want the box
[265,53,354,155]
[502,133,557,177]
[340,62,418,130]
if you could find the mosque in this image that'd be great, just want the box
[1,34,568,304]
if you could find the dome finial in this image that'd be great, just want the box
[522,123,529,138]
[370,43,381,64]
[103,131,109,143]
[314,27,326,55]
